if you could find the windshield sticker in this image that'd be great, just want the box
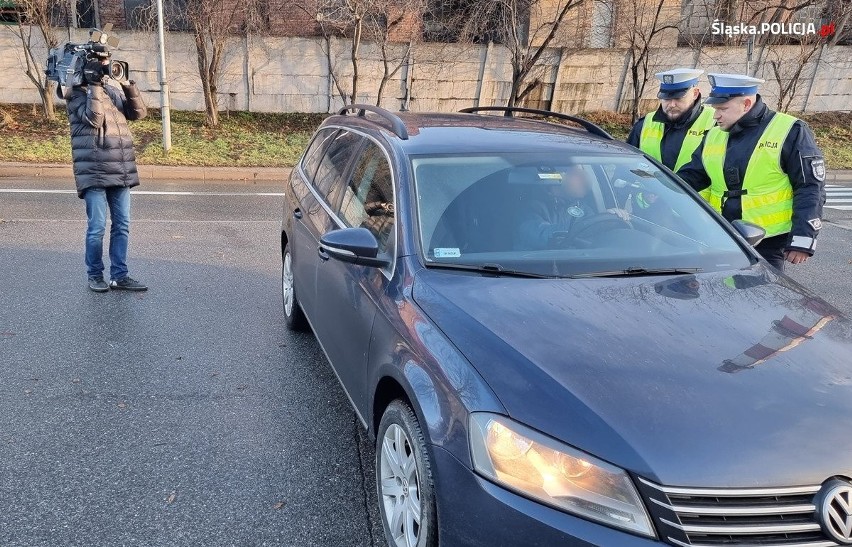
[537,172,563,180]
[434,248,461,258]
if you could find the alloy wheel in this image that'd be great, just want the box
[282,251,294,317]
[380,423,422,547]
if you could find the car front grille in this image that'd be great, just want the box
[637,478,840,547]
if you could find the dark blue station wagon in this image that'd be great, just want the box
[280,105,852,547]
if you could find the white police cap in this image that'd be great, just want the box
[705,73,764,104]
[655,68,704,99]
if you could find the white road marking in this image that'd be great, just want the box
[825,186,852,210]
[0,188,284,197]
[2,219,278,223]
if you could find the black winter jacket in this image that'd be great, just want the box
[66,81,147,198]
[625,94,711,170]
[676,97,826,255]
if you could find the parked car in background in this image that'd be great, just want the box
[280,104,852,547]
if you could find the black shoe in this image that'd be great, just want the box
[88,277,109,292]
[110,277,148,291]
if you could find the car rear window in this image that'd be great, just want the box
[301,128,339,183]
[313,131,364,211]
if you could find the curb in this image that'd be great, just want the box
[826,170,852,183]
[2,162,851,183]
[0,162,289,182]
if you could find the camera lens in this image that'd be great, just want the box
[110,61,125,81]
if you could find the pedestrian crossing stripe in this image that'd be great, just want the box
[825,185,852,210]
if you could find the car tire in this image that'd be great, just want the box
[281,243,307,331]
[376,400,438,547]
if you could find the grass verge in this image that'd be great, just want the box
[0,104,324,168]
[2,103,851,169]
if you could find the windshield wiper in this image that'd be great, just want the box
[570,267,703,279]
[425,262,553,279]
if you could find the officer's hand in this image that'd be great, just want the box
[785,250,810,265]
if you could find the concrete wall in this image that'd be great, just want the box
[2,27,850,114]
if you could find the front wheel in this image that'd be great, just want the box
[376,400,438,547]
[281,243,307,331]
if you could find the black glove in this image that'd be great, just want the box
[83,60,105,85]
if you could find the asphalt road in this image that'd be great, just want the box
[0,176,851,546]
[0,177,386,546]
[787,188,852,317]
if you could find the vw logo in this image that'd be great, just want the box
[819,480,852,544]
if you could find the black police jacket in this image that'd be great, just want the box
[516,194,596,250]
[66,81,147,198]
[626,94,710,170]
[676,97,826,255]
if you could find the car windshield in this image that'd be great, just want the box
[411,152,753,277]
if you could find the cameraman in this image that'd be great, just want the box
[66,58,148,292]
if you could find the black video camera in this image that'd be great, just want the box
[45,24,129,96]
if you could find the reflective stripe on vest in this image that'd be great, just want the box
[639,106,716,172]
[702,112,797,237]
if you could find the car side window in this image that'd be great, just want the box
[314,131,364,212]
[301,129,339,182]
[338,141,395,262]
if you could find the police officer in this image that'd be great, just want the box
[677,74,826,271]
[626,68,716,172]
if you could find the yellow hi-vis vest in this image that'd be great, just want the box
[701,112,797,238]
[639,106,716,173]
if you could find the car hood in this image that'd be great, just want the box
[412,265,852,487]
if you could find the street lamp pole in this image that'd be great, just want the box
[156,0,172,152]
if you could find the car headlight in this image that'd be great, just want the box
[469,413,655,538]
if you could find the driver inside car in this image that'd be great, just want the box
[516,166,630,250]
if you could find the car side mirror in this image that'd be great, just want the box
[731,220,766,246]
[320,227,390,268]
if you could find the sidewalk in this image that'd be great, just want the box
[0,162,289,182]
[1,162,851,183]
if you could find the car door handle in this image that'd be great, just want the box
[293,208,303,220]
[318,246,330,261]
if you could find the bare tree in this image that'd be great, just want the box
[678,0,728,51]
[136,0,238,126]
[823,0,852,45]
[597,0,681,123]
[759,0,852,110]
[302,0,422,106]
[184,0,243,126]
[459,0,586,108]
[733,0,852,111]
[5,0,64,120]
[370,1,425,107]
[320,0,368,104]
[764,37,820,110]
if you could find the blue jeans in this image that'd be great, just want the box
[84,187,131,280]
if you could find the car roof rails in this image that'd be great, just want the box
[338,104,409,140]
[459,106,613,140]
